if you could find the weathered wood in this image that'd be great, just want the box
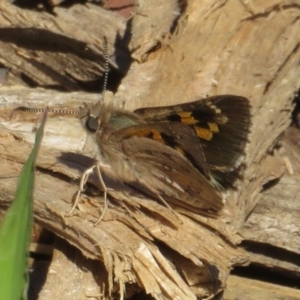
[225,275,300,299]
[0,1,127,88]
[0,0,300,299]
[241,128,300,277]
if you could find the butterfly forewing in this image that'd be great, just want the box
[134,95,251,187]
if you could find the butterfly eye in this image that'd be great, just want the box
[85,116,99,133]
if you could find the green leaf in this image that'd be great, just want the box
[0,110,47,300]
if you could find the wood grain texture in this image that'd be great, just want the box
[0,0,300,299]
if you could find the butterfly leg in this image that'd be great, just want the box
[138,181,183,224]
[155,193,183,224]
[93,163,108,226]
[66,165,96,217]
[67,162,109,225]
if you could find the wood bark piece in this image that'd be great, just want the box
[0,1,127,88]
[0,0,300,299]
[240,128,300,277]
[224,275,300,300]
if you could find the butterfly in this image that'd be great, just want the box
[67,94,251,220]
[11,94,250,222]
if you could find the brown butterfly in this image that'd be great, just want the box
[70,95,251,220]
[12,95,250,222]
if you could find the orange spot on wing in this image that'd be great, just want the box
[208,122,219,133]
[151,130,165,143]
[178,112,196,125]
[174,146,185,155]
[127,128,151,137]
[195,126,213,140]
[125,128,165,143]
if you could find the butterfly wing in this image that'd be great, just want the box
[135,95,251,186]
[120,135,223,213]
[94,108,224,213]
[114,122,211,180]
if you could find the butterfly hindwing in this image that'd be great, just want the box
[120,135,223,212]
[113,122,211,180]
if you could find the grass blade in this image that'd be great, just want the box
[0,110,47,300]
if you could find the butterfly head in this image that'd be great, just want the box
[80,102,142,136]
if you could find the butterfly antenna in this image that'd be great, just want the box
[9,106,83,120]
[102,36,109,98]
